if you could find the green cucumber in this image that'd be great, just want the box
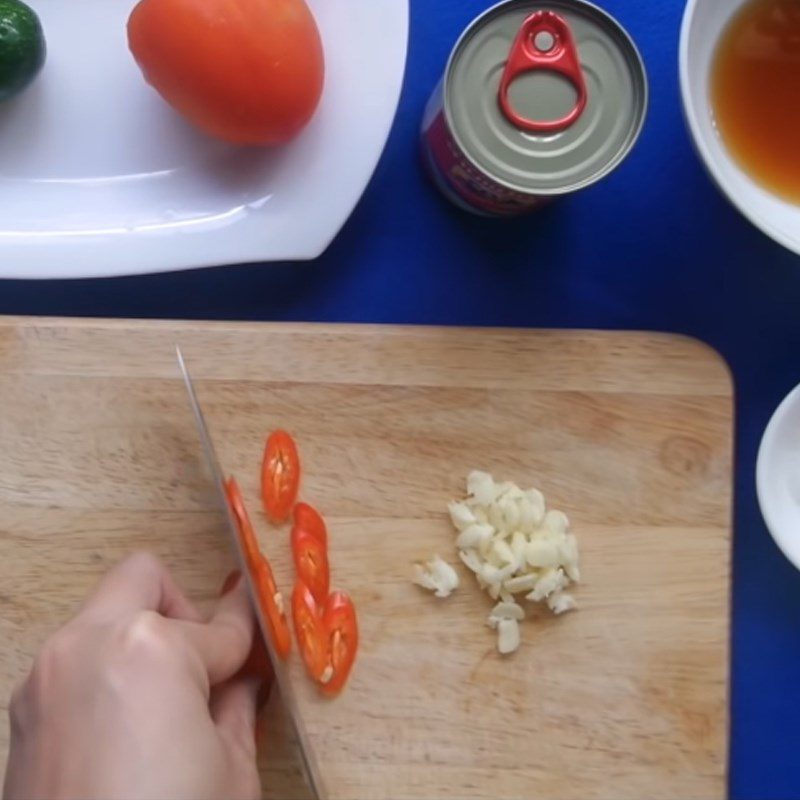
[0,0,45,103]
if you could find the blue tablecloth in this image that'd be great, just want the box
[2,1,800,797]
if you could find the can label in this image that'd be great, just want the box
[421,82,547,217]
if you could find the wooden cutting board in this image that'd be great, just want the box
[0,317,732,800]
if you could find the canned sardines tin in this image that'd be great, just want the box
[421,0,648,216]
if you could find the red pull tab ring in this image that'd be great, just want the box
[498,10,588,134]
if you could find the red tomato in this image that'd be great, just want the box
[127,0,325,145]
[291,527,329,605]
[261,430,301,523]
[291,581,328,682]
[254,553,292,660]
[293,502,327,548]
[321,591,358,696]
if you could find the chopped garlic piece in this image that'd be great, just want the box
[479,563,502,585]
[497,618,520,654]
[526,568,567,602]
[522,489,546,529]
[503,573,538,594]
[467,471,497,506]
[413,555,459,598]
[494,481,516,499]
[459,549,481,574]
[517,499,535,533]
[526,538,561,569]
[486,600,525,628]
[510,530,527,568]
[456,523,494,550]
[544,509,569,536]
[488,501,505,532]
[448,501,477,532]
[446,471,580,653]
[547,591,577,615]
[274,592,284,615]
[319,665,334,684]
[499,496,521,533]
[491,538,515,567]
[473,507,489,525]
[497,563,516,581]
[479,562,514,586]
[561,534,581,582]
[490,601,525,621]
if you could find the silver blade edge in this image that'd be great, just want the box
[176,346,326,800]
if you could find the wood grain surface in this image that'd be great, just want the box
[0,317,733,800]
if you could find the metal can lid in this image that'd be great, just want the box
[444,0,648,195]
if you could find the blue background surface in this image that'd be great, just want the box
[2,1,800,797]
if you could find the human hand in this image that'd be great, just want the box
[3,552,264,800]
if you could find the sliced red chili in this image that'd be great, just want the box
[293,502,328,548]
[224,477,291,660]
[253,553,292,660]
[261,430,301,523]
[292,580,328,683]
[291,526,330,605]
[321,590,358,696]
[224,477,260,570]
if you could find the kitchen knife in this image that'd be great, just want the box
[176,346,326,800]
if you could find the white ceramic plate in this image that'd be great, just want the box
[0,0,408,278]
[680,0,800,257]
[757,383,800,572]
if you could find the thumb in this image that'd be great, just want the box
[211,676,261,762]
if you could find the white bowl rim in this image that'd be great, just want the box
[756,382,800,571]
[678,0,800,256]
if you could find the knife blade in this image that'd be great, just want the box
[176,346,326,800]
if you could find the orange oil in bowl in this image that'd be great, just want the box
[711,0,800,204]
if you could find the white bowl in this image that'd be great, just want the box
[757,383,800,570]
[679,0,800,255]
